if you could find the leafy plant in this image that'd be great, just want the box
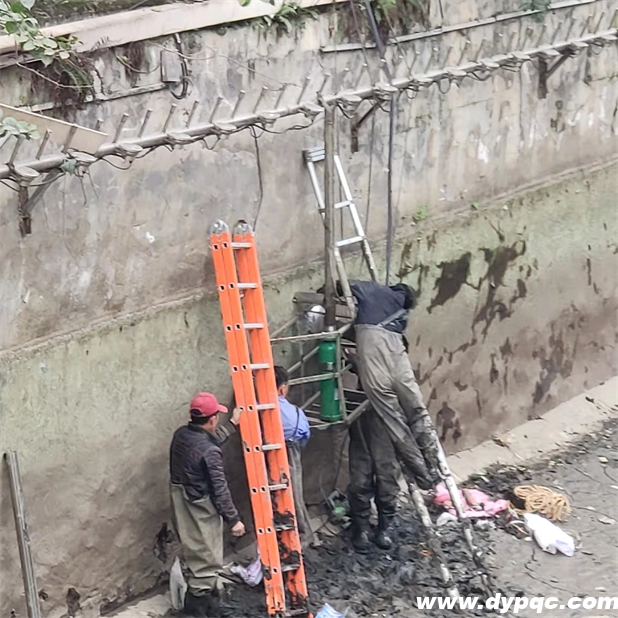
[0,0,76,66]
[259,2,319,35]
[520,0,550,22]
[412,205,429,223]
[0,109,41,139]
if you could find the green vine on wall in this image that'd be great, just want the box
[0,0,87,137]
[0,0,75,64]
[520,0,551,22]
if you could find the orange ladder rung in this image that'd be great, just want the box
[210,219,312,618]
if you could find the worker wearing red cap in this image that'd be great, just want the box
[170,393,245,617]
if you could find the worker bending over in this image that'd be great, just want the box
[170,392,245,617]
[275,366,315,546]
[345,279,439,491]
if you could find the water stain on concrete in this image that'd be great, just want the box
[437,402,462,443]
[532,330,575,408]
[500,337,513,359]
[446,338,477,364]
[428,252,472,313]
[473,240,527,337]
[490,354,500,384]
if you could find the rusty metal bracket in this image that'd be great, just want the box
[16,169,64,236]
[350,101,380,153]
[537,51,571,99]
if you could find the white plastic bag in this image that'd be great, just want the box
[315,604,345,618]
[230,551,263,587]
[524,513,575,556]
[170,557,187,611]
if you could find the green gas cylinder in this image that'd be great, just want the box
[318,340,342,422]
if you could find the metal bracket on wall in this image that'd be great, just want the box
[350,101,380,153]
[537,42,586,99]
[16,169,64,236]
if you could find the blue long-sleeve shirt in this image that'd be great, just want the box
[278,396,311,446]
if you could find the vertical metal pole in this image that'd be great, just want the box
[323,104,337,329]
[4,452,42,618]
[386,101,396,285]
[362,0,396,285]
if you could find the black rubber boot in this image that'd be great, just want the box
[351,523,372,554]
[374,527,393,550]
[183,591,210,617]
[206,590,234,618]
[375,514,394,550]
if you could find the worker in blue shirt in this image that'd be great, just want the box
[275,366,315,546]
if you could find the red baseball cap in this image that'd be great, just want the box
[190,392,228,418]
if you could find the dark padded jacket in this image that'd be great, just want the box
[350,280,415,335]
[169,421,240,526]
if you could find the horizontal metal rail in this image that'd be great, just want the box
[270,322,352,346]
[1,28,614,181]
[288,344,320,375]
[320,0,604,53]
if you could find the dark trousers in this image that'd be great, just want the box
[355,325,437,487]
[286,441,314,544]
[348,408,400,529]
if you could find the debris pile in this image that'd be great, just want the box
[226,507,503,617]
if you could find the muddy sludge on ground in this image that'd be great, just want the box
[224,508,507,617]
[222,419,617,617]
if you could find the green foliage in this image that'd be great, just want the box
[412,205,429,223]
[0,109,40,140]
[0,0,76,66]
[1,1,93,128]
[520,0,550,22]
[259,2,319,35]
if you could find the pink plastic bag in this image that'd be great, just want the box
[434,484,509,518]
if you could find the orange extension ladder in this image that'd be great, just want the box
[209,219,311,618]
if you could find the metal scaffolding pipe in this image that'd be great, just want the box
[4,452,42,618]
[0,28,614,181]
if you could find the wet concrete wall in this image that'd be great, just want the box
[0,0,617,614]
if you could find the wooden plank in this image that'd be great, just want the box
[0,104,107,154]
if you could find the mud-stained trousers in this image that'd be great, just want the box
[355,325,438,488]
[348,408,400,528]
[170,484,223,596]
[286,441,315,544]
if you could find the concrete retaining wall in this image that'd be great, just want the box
[0,0,616,613]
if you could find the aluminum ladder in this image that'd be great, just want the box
[303,147,378,312]
[210,220,311,618]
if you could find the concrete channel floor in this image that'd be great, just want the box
[112,379,618,618]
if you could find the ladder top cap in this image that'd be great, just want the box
[210,220,229,235]
[233,219,253,235]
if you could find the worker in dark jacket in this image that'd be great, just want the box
[346,279,440,491]
[170,392,245,617]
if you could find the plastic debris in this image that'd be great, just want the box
[170,557,187,611]
[315,603,346,618]
[523,513,575,556]
[436,512,458,527]
[230,552,263,587]
[434,484,509,518]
